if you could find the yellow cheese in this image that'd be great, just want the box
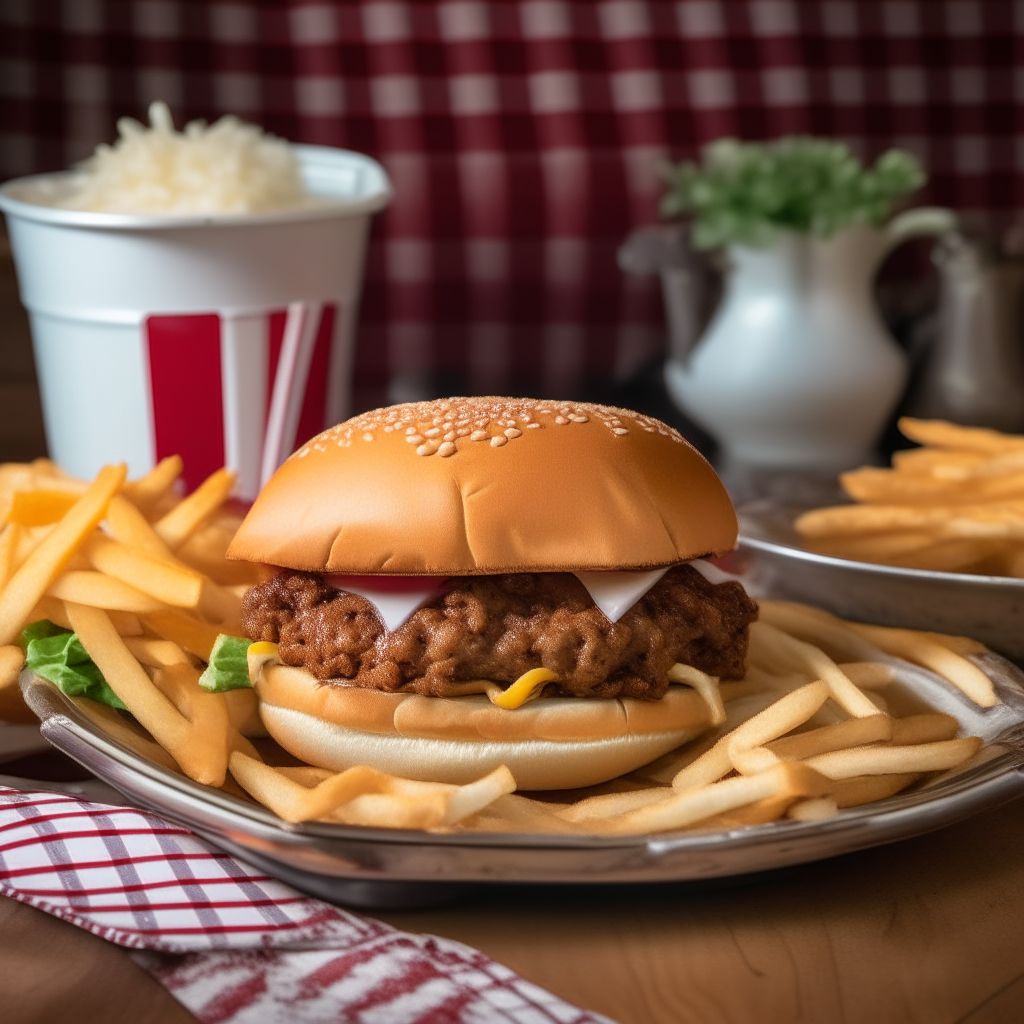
[248,641,279,656]
[490,667,558,710]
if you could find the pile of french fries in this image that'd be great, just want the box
[0,458,1001,836]
[796,418,1024,575]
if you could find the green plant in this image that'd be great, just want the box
[660,137,925,249]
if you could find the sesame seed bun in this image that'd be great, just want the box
[227,397,737,574]
[253,661,714,790]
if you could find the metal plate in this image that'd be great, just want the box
[19,656,1024,906]
[739,499,1024,664]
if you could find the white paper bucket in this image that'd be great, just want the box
[0,145,391,498]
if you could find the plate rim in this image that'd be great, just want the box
[18,671,1024,887]
[739,499,1024,590]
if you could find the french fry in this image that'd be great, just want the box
[787,797,838,821]
[796,502,1024,539]
[122,455,183,514]
[0,464,126,646]
[105,495,243,624]
[224,687,265,737]
[0,524,18,592]
[6,490,81,527]
[105,494,179,560]
[838,661,897,689]
[602,762,832,836]
[154,467,236,550]
[668,663,725,725]
[673,681,829,791]
[555,786,673,824]
[840,467,1024,505]
[141,609,222,661]
[84,535,203,608]
[757,600,884,663]
[108,610,144,636]
[66,601,189,749]
[47,570,168,613]
[898,417,1024,454]
[829,772,921,807]
[228,752,514,826]
[749,621,880,718]
[66,601,227,786]
[805,736,983,779]
[122,636,193,668]
[888,713,959,745]
[767,714,892,761]
[842,622,998,707]
[805,530,943,563]
[0,643,32,723]
[177,520,262,586]
[0,644,25,691]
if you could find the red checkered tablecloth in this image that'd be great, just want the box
[0,785,614,1023]
[1,1,1019,406]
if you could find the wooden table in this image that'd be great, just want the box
[3,233,1024,1024]
[3,793,1024,1024]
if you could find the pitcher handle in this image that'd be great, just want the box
[882,206,959,256]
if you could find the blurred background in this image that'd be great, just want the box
[0,0,1020,462]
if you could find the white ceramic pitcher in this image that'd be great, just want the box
[665,207,956,471]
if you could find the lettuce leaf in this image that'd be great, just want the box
[198,634,253,692]
[18,619,128,711]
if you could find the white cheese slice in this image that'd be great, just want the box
[573,567,670,623]
[688,558,740,585]
[327,562,736,634]
[324,576,448,633]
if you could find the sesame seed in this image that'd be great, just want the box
[470,430,488,441]
[406,434,424,444]
[443,422,453,430]
[569,414,588,423]
[456,428,470,436]
[444,431,456,441]
[504,427,522,438]
[612,427,628,435]
[438,441,456,457]
[424,427,441,438]
[491,435,508,447]
[416,444,435,456]
[406,427,418,435]
[362,433,373,441]
[555,416,568,425]
[526,422,541,429]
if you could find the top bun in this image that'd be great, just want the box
[228,397,737,574]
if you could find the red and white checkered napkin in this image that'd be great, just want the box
[0,786,614,1024]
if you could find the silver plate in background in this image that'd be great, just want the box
[19,658,1024,907]
[739,499,1024,664]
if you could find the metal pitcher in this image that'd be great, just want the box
[908,228,1024,433]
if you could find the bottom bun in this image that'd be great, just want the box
[253,662,714,790]
[261,702,703,789]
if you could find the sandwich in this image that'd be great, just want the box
[227,397,757,790]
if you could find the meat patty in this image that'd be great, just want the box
[242,565,758,701]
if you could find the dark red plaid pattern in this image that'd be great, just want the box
[0,785,614,1023]
[0,2,1018,407]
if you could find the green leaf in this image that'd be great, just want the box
[22,621,127,711]
[198,634,253,692]
[660,136,926,248]
[18,618,70,650]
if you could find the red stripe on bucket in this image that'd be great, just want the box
[145,313,225,493]
[266,309,286,430]
[295,303,335,448]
